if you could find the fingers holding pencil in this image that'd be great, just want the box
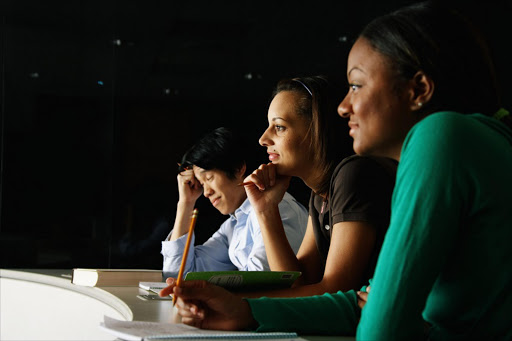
[173,280,258,331]
[159,277,177,297]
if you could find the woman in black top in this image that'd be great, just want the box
[240,76,397,296]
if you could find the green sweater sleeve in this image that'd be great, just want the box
[246,290,360,335]
[357,113,469,340]
[357,112,507,340]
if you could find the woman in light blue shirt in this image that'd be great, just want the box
[161,127,308,278]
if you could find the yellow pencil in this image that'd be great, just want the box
[173,208,199,306]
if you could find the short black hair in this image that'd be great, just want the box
[178,127,248,179]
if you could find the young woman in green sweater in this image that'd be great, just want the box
[163,2,512,340]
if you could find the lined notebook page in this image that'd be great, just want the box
[99,316,303,341]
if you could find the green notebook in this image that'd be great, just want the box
[184,271,301,291]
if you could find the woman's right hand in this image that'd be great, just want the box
[177,168,203,205]
[173,280,258,331]
[242,163,290,213]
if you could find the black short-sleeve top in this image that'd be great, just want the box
[309,155,397,285]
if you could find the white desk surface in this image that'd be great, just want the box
[0,269,355,341]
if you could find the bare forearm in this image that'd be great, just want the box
[239,280,339,299]
[256,207,300,271]
[170,201,196,241]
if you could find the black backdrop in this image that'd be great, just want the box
[1,0,511,269]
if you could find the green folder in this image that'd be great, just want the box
[184,271,301,291]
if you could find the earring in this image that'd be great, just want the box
[418,102,423,107]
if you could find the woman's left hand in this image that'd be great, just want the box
[242,163,290,213]
[357,286,370,309]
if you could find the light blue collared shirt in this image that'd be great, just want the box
[161,192,308,278]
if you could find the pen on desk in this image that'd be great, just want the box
[173,208,199,306]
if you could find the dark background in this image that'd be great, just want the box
[1,0,511,269]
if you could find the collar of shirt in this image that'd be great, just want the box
[229,198,251,221]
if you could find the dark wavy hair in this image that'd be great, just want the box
[360,1,501,117]
[272,76,353,195]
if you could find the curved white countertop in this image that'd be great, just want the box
[0,269,175,340]
[0,269,353,341]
